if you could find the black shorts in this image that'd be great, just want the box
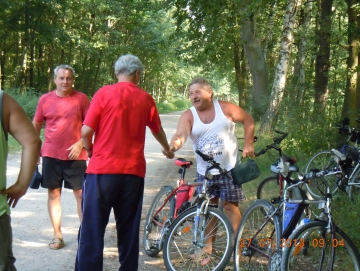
[41,157,86,190]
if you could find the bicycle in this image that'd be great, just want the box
[162,149,235,271]
[233,168,360,270]
[143,157,201,257]
[255,131,304,211]
[305,118,360,199]
[281,175,360,270]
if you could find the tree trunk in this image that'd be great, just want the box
[293,1,313,103]
[259,0,302,133]
[263,0,277,61]
[92,56,101,95]
[233,40,247,110]
[238,0,269,120]
[240,15,269,120]
[342,0,359,123]
[313,0,333,118]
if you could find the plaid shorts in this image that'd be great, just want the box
[195,173,246,203]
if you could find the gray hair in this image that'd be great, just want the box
[189,77,212,90]
[54,64,75,78]
[114,54,144,76]
[189,77,213,98]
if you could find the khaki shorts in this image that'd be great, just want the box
[0,213,16,271]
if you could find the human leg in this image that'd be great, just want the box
[75,174,112,271]
[73,189,82,221]
[47,187,63,249]
[219,174,245,234]
[0,214,16,271]
[112,174,144,271]
[63,160,86,222]
[41,157,65,249]
[222,200,241,233]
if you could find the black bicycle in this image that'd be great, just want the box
[233,169,360,270]
[305,118,360,200]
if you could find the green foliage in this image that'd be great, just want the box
[157,98,191,113]
[6,88,41,120]
[331,192,360,249]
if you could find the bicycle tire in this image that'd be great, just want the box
[347,167,360,200]
[234,199,282,271]
[281,220,360,271]
[305,150,339,198]
[163,206,234,271]
[143,185,175,257]
[257,175,305,211]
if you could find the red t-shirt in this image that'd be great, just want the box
[84,82,161,177]
[34,90,90,160]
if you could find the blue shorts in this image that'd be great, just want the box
[195,173,246,203]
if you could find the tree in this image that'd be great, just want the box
[259,0,302,132]
[313,0,334,118]
[342,0,359,123]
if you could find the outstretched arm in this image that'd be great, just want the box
[167,110,193,154]
[1,93,41,208]
[152,126,174,159]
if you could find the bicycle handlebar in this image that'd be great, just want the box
[254,130,288,157]
[195,149,232,179]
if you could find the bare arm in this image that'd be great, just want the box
[167,110,193,154]
[219,101,255,158]
[152,126,174,159]
[0,93,41,208]
[81,125,94,158]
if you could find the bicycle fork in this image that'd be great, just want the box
[192,197,210,248]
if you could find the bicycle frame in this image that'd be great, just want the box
[243,171,337,261]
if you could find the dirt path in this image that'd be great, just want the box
[7,111,197,271]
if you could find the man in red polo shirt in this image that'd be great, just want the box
[76,54,174,271]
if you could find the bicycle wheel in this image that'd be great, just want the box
[234,199,282,271]
[347,167,360,200]
[305,150,339,198]
[257,176,281,205]
[163,206,234,271]
[281,220,360,271]
[257,175,304,211]
[143,185,175,257]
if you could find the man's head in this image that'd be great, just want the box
[53,64,75,95]
[189,77,213,111]
[114,54,144,84]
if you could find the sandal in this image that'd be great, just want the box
[49,237,64,250]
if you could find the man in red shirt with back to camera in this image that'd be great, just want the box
[76,54,174,271]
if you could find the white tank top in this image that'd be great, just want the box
[189,100,239,175]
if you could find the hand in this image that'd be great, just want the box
[0,183,28,208]
[85,149,93,158]
[67,141,83,159]
[162,146,175,159]
[242,144,255,158]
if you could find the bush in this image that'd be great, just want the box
[6,88,41,119]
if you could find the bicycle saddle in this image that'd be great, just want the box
[175,158,193,167]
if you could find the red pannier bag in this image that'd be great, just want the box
[174,184,194,218]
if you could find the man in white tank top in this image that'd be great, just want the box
[165,77,255,253]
